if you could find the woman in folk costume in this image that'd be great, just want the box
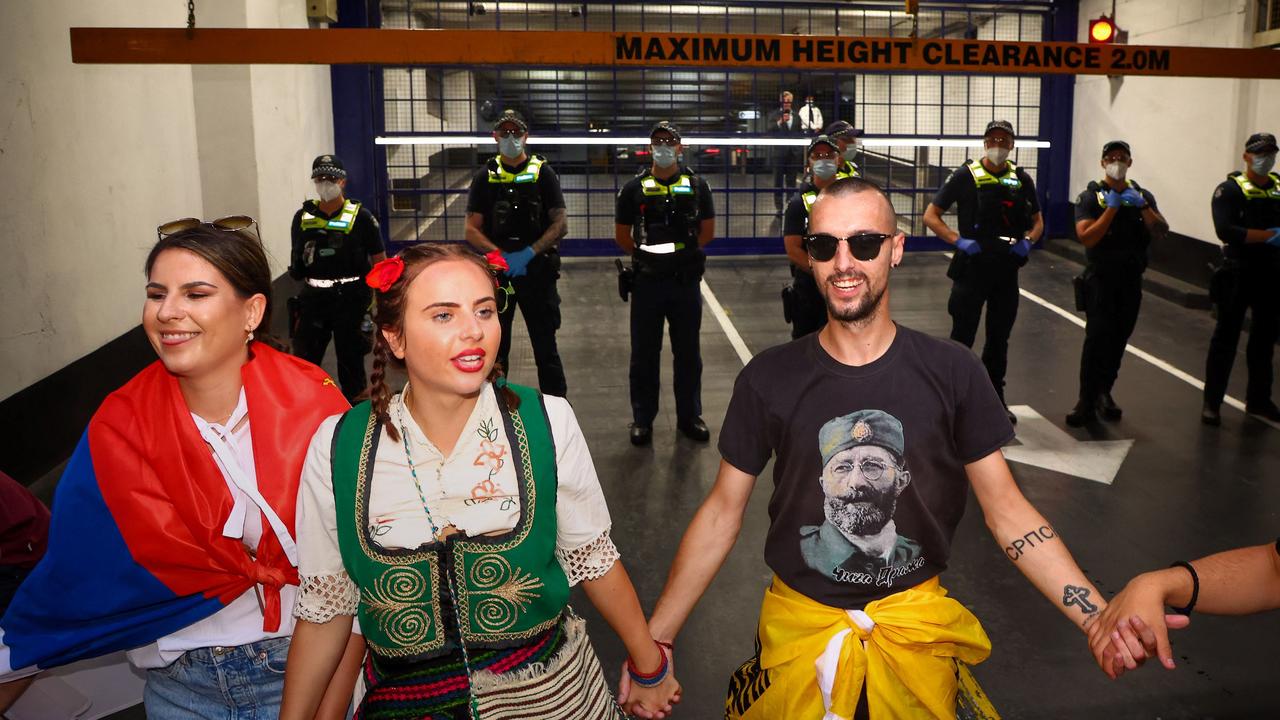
[0,219,362,719]
[281,243,682,720]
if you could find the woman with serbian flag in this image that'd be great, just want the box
[0,218,360,719]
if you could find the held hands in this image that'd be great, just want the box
[1085,572,1192,680]
[1119,187,1147,208]
[1104,189,1123,209]
[1010,237,1033,258]
[955,237,982,256]
[501,247,536,278]
[618,642,681,719]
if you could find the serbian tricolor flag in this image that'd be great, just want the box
[0,343,347,679]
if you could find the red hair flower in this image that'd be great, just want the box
[484,250,509,274]
[366,256,405,292]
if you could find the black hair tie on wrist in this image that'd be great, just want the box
[1168,561,1199,615]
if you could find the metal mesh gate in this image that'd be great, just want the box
[377,1,1055,253]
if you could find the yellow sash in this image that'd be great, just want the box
[746,576,992,720]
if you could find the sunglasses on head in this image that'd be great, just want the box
[803,232,893,262]
[156,215,259,241]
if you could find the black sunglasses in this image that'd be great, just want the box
[803,232,893,262]
[157,215,259,241]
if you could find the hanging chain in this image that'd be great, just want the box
[187,0,196,31]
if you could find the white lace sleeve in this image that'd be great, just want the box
[294,415,361,623]
[555,529,621,586]
[295,573,361,623]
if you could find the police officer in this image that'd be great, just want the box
[823,120,864,179]
[923,120,1043,424]
[289,154,386,402]
[782,135,846,339]
[1202,132,1280,425]
[465,109,568,397]
[1067,141,1168,427]
[615,122,716,446]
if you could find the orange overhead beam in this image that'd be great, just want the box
[69,28,1280,79]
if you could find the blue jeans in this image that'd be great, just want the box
[144,636,289,719]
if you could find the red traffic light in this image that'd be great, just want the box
[1089,15,1117,44]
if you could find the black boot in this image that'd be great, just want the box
[1201,403,1221,427]
[630,423,653,446]
[1066,398,1098,427]
[1097,392,1123,420]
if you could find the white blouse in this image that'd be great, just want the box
[293,384,619,623]
[127,389,298,669]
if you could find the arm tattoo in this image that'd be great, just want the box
[1062,585,1098,614]
[532,208,566,255]
[1003,525,1056,562]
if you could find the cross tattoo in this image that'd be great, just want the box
[1062,585,1097,614]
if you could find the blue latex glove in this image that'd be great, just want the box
[1266,227,1280,248]
[502,247,536,278]
[1119,187,1147,207]
[955,237,982,255]
[1010,237,1033,258]
[1104,189,1123,208]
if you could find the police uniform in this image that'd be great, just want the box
[1071,161,1159,422]
[1204,132,1280,421]
[615,127,716,437]
[289,154,385,402]
[931,133,1039,407]
[782,137,859,339]
[465,125,568,398]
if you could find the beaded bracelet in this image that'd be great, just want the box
[626,640,670,687]
[1168,561,1200,616]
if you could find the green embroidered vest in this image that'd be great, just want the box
[331,384,569,659]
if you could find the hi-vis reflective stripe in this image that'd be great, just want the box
[801,190,819,213]
[641,174,695,196]
[836,160,860,179]
[1231,172,1280,200]
[300,199,361,233]
[1095,179,1138,207]
[966,159,1020,188]
[488,155,545,184]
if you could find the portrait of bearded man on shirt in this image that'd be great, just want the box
[800,408,923,584]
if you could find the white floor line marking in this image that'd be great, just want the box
[700,279,754,366]
[1017,287,1280,431]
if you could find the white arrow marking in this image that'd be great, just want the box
[1001,405,1134,485]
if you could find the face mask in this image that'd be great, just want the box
[985,146,1010,166]
[651,146,678,168]
[498,136,524,159]
[315,181,342,203]
[812,159,838,180]
[843,146,858,162]
[1251,153,1277,176]
[1104,162,1127,181]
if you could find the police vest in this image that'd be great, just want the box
[300,199,361,234]
[836,159,861,179]
[801,188,819,214]
[1087,179,1150,271]
[633,170,704,276]
[1230,171,1280,225]
[486,155,547,250]
[331,385,569,660]
[965,159,1033,249]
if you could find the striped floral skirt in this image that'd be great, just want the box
[356,612,625,720]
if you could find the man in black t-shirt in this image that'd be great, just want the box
[614,122,716,446]
[639,177,1106,719]
[1067,140,1168,427]
[289,154,387,402]
[923,120,1044,424]
[465,109,569,397]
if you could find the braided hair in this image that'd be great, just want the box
[365,243,518,442]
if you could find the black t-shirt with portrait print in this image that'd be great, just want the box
[718,325,1014,608]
